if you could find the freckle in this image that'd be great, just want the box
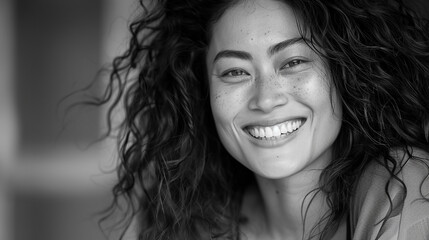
[276,190,279,194]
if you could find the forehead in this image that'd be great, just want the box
[207,0,300,59]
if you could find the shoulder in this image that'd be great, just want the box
[350,147,429,240]
[393,148,429,239]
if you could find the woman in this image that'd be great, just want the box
[99,0,429,239]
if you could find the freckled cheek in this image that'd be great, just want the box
[210,86,249,125]
[210,87,235,121]
[286,74,333,111]
[282,75,312,99]
[290,84,308,99]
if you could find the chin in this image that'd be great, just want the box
[242,153,311,179]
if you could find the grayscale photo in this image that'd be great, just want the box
[1,0,429,239]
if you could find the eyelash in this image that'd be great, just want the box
[281,59,306,69]
[220,59,307,78]
[221,69,249,77]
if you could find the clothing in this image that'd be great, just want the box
[237,149,429,240]
[349,150,429,240]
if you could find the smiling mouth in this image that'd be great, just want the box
[244,118,306,140]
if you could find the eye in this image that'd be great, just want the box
[222,69,249,77]
[281,59,305,69]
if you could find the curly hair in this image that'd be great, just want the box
[96,0,429,239]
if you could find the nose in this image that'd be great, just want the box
[248,75,288,113]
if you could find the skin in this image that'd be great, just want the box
[206,0,344,239]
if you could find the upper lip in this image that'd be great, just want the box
[242,117,307,129]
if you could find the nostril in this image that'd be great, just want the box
[248,92,288,112]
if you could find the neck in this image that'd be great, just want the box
[254,151,332,240]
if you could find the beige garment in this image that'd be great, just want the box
[349,151,429,240]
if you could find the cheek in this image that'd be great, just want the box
[210,86,238,132]
[210,83,248,123]
[310,82,343,145]
[210,86,230,122]
[209,84,248,162]
[291,70,334,109]
[287,73,320,103]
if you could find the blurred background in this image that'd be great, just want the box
[0,0,137,239]
[0,0,429,240]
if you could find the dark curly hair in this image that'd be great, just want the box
[95,0,429,239]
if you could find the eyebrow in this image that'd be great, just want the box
[213,50,252,63]
[212,37,307,63]
[267,37,306,57]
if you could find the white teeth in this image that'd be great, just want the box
[259,128,265,137]
[286,122,293,133]
[247,119,304,139]
[265,127,273,138]
[273,126,281,137]
[254,128,260,138]
[280,124,287,134]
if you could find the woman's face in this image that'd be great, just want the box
[206,0,342,179]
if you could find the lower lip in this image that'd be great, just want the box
[244,122,305,148]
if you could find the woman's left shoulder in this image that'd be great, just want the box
[350,147,429,240]
[392,147,429,239]
[390,147,429,191]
